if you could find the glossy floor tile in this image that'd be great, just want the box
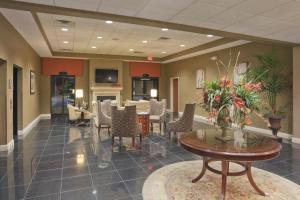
[0,114,299,200]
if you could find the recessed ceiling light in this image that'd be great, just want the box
[61,27,69,32]
[207,34,214,38]
[180,44,185,47]
[97,36,103,39]
[162,51,167,54]
[105,20,113,24]
[63,41,69,44]
[91,46,97,49]
[129,49,134,52]
[162,28,168,31]
[142,40,148,43]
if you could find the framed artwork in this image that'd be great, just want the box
[234,63,248,84]
[196,69,205,89]
[30,70,36,94]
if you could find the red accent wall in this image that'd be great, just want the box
[129,62,160,77]
[42,58,84,76]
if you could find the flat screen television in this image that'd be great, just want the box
[95,69,118,83]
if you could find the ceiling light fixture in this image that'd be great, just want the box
[180,44,185,47]
[162,28,168,31]
[61,27,69,32]
[129,49,134,52]
[91,46,97,49]
[105,20,113,24]
[97,36,103,39]
[142,40,148,43]
[63,41,69,44]
[162,51,167,54]
[207,34,214,38]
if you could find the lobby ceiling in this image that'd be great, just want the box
[38,13,221,57]
[12,0,300,44]
[0,0,299,61]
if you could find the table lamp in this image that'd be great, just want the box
[75,89,84,107]
[150,89,158,99]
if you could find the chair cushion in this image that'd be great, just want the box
[150,115,160,120]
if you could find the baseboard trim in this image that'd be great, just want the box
[292,137,300,144]
[0,139,14,153]
[40,114,51,119]
[178,112,293,141]
[18,113,51,139]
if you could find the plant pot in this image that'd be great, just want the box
[268,116,282,136]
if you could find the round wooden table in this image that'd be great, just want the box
[180,128,282,200]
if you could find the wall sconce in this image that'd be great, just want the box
[210,56,218,61]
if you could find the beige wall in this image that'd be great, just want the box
[293,47,300,138]
[163,42,293,134]
[0,14,41,145]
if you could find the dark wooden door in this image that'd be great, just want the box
[173,78,179,113]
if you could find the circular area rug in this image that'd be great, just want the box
[143,160,300,200]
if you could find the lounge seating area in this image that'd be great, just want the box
[1,1,300,200]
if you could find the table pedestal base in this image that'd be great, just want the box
[193,157,268,200]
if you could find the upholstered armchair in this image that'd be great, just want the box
[167,103,196,138]
[92,101,112,136]
[67,104,81,123]
[111,105,140,147]
[149,99,167,133]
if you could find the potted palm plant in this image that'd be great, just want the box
[247,51,289,136]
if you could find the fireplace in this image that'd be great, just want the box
[97,96,116,102]
[90,86,122,106]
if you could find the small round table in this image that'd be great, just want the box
[180,128,282,200]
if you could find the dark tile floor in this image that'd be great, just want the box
[0,115,300,200]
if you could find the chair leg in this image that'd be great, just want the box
[108,127,111,135]
[164,122,167,130]
[140,134,142,142]
[111,135,115,146]
[151,123,153,132]
[132,137,135,147]
[159,123,162,133]
[119,137,122,146]
[98,126,101,137]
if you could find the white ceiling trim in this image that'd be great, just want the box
[162,40,251,64]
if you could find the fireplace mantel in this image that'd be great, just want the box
[90,86,123,106]
[90,86,123,92]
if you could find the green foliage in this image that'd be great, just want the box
[247,50,288,117]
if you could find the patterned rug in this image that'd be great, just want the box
[143,160,300,200]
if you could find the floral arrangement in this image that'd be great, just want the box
[203,51,262,131]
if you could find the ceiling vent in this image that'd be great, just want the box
[112,38,120,41]
[158,36,171,41]
[59,48,73,52]
[55,20,75,28]
[133,51,144,54]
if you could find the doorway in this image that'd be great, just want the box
[13,65,22,137]
[170,77,179,113]
[0,59,7,142]
[51,75,75,115]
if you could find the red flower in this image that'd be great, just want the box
[214,95,221,103]
[234,97,244,109]
[254,83,262,90]
[219,80,232,88]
